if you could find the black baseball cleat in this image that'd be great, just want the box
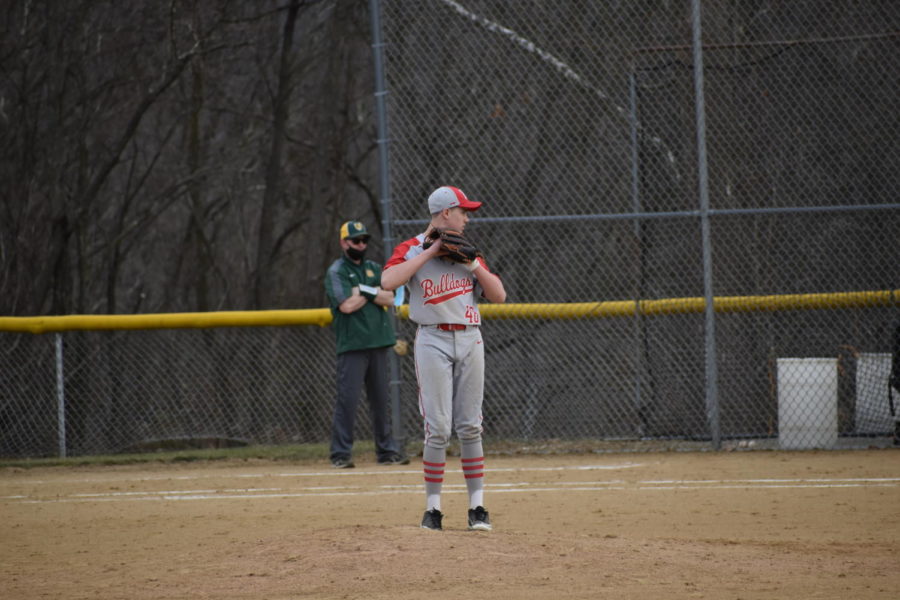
[331,457,355,469]
[467,506,492,531]
[377,453,410,465]
[421,508,444,531]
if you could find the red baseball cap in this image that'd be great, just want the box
[427,186,482,213]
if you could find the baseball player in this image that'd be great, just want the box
[382,186,507,531]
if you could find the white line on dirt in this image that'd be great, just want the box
[7,477,898,504]
[9,462,646,486]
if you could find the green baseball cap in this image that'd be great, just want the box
[340,221,370,241]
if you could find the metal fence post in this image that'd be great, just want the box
[55,332,66,458]
[628,68,647,437]
[369,0,405,448]
[691,0,721,449]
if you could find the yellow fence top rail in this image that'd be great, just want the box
[477,289,898,321]
[1,289,896,334]
[0,309,334,334]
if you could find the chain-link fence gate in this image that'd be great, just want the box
[2,0,898,458]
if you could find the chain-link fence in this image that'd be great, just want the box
[1,327,337,457]
[2,1,898,458]
[381,0,899,452]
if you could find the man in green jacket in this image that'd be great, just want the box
[324,221,408,468]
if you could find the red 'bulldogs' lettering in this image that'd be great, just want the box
[421,273,474,303]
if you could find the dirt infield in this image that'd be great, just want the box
[2,449,898,599]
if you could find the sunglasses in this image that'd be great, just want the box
[346,237,369,245]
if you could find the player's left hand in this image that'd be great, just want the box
[426,229,480,264]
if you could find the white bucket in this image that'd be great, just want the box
[777,358,838,449]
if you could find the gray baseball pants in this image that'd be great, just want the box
[414,325,485,448]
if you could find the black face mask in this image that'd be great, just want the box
[345,246,366,261]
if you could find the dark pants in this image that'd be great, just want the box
[330,347,401,461]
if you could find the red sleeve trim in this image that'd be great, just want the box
[384,237,420,269]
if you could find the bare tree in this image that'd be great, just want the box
[1,0,382,315]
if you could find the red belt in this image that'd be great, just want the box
[436,323,468,331]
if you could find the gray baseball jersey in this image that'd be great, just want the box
[385,233,497,448]
[385,233,487,325]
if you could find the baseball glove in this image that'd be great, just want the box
[424,228,481,264]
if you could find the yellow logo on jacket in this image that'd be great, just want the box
[366,269,375,278]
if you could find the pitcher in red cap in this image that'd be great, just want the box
[382,186,507,531]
